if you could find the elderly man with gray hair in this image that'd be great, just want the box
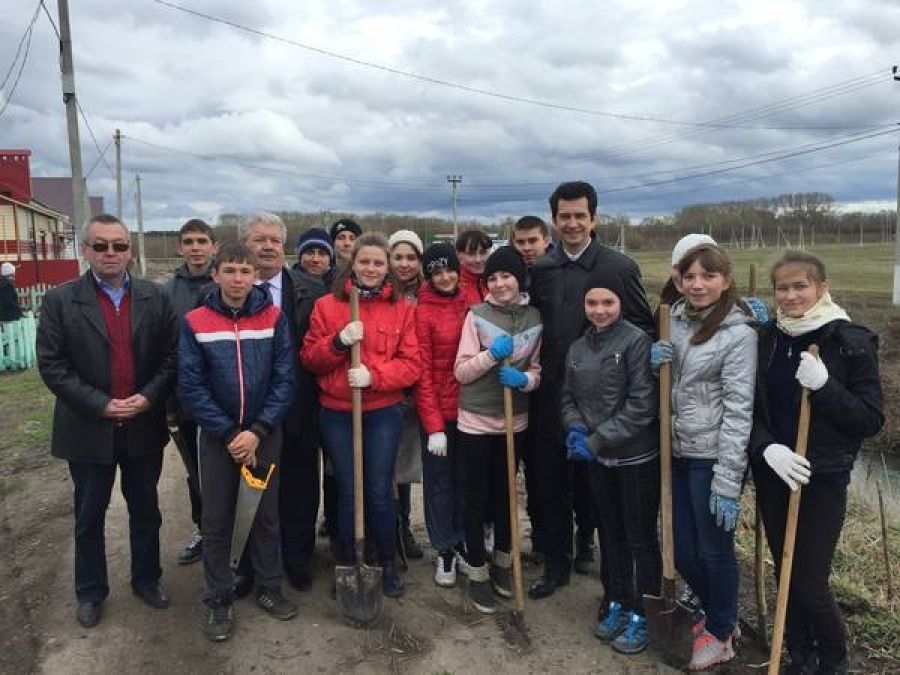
[233,212,327,598]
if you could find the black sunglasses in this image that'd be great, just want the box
[89,241,130,253]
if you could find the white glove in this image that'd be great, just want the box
[339,320,364,346]
[348,364,371,388]
[763,443,811,491]
[427,432,448,457]
[795,351,828,391]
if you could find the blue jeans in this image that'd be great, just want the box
[320,404,402,565]
[672,457,738,641]
[421,421,465,552]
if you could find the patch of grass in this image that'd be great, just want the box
[0,370,54,458]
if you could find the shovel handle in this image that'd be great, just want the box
[350,288,365,557]
[657,305,675,581]
[768,344,817,674]
[502,358,525,612]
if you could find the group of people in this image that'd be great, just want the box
[33,180,882,674]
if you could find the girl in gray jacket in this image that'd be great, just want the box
[658,243,757,671]
[561,268,660,656]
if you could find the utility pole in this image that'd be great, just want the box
[135,174,146,276]
[619,218,626,253]
[114,129,122,220]
[447,175,462,240]
[57,0,88,265]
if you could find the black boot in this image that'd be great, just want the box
[382,559,405,598]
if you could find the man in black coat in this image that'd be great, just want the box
[36,214,178,627]
[240,213,327,592]
[527,182,655,599]
[0,262,23,322]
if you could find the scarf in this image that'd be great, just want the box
[776,291,850,337]
[354,281,384,300]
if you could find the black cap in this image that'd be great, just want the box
[422,242,461,280]
[483,246,527,291]
[329,218,362,241]
[583,267,626,302]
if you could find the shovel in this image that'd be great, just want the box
[767,345,817,674]
[644,303,694,667]
[495,359,530,647]
[229,459,276,570]
[335,286,383,626]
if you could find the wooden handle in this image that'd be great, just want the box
[657,305,674,580]
[350,288,365,553]
[502,359,525,611]
[768,344,817,674]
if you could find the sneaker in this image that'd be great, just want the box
[455,544,471,577]
[689,630,735,671]
[434,550,457,588]
[469,580,495,614]
[203,604,234,642]
[692,616,706,640]
[612,613,649,655]
[255,587,297,621]
[594,601,629,642]
[401,527,424,560]
[177,528,203,565]
[490,564,512,598]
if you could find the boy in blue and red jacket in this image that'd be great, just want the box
[178,242,296,642]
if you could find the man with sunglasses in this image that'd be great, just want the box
[37,214,178,629]
[166,218,217,566]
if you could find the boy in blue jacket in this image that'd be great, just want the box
[178,243,296,642]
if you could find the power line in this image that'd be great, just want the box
[75,98,115,178]
[40,0,60,39]
[152,0,881,132]
[0,2,40,92]
[85,139,112,178]
[0,2,40,120]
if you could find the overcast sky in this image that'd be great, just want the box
[2,0,899,231]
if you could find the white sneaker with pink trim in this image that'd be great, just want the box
[689,629,735,671]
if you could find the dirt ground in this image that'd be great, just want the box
[0,435,785,675]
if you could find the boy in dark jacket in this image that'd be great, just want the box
[178,243,297,642]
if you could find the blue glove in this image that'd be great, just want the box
[566,425,588,450]
[568,435,594,462]
[498,365,528,389]
[650,340,673,369]
[744,297,769,324]
[709,492,740,532]
[489,333,514,361]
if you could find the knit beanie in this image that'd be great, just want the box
[671,233,716,266]
[388,229,424,256]
[329,218,362,241]
[422,242,460,280]
[483,246,527,291]
[295,227,335,261]
[583,266,626,304]
[0,262,14,277]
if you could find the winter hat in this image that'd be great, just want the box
[329,218,362,241]
[671,233,717,266]
[583,266,626,303]
[483,246,527,291]
[422,242,460,280]
[295,227,334,257]
[388,229,424,256]
[0,262,14,277]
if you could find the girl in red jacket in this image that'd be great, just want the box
[415,243,471,588]
[456,228,491,308]
[301,233,421,597]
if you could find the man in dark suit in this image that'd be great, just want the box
[37,214,178,628]
[240,213,326,592]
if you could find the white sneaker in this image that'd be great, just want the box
[434,550,457,587]
[689,629,735,671]
[455,549,471,577]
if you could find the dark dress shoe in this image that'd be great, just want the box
[133,583,170,609]
[76,601,102,627]
[528,572,570,600]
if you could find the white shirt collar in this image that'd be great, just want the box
[563,239,592,261]
[256,270,283,308]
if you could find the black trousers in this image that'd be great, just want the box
[68,429,163,603]
[176,420,202,526]
[200,429,282,606]
[754,460,849,669]
[458,430,522,569]
[591,458,661,614]
[279,425,321,579]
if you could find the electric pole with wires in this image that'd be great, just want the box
[447,175,462,240]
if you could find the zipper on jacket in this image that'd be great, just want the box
[232,311,246,427]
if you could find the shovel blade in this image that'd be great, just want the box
[335,563,383,626]
[643,592,695,668]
